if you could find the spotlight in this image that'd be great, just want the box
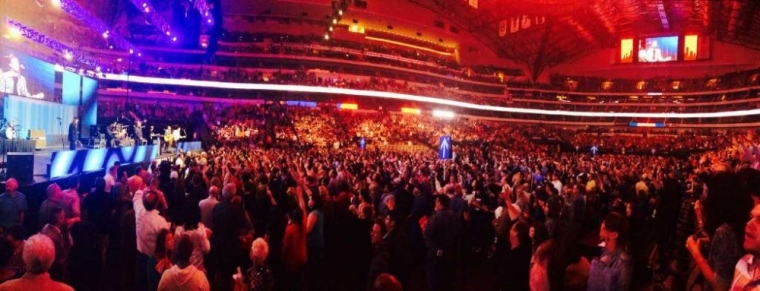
[129,49,134,54]
[207,19,212,24]
[102,31,109,39]
[171,37,177,42]
[109,45,113,49]
[332,18,337,24]
[338,9,343,15]
[51,0,61,7]
[324,34,330,40]
[166,31,171,36]
[137,53,142,57]
[144,7,150,13]
[117,58,123,62]
[329,26,333,32]
[63,51,73,61]
[142,3,147,7]
[8,27,21,38]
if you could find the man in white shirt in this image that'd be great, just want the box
[103,165,117,193]
[131,175,170,289]
[132,175,169,256]
[198,186,219,229]
[551,174,563,196]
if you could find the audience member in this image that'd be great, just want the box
[0,234,74,291]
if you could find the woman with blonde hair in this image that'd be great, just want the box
[234,238,273,291]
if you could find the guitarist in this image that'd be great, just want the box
[172,127,186,151]
[164,126,173,153]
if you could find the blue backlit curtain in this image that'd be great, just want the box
[4,95,77,139]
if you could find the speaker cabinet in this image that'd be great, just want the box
[7,152,33,184]
[28,129,46,150]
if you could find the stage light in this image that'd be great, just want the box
[171,36,177,42]
[401,107,421,115]
[51,0,61,7]
[166,31,171,36]
[102,31,109,39]
[144,7,150,13]
[63,51,73,61]
[99,74,760,119]
[142,2,147,7]
[332,18,338,24]
[207,19,212,24]
[8,27,21,38]
[338,9,343,15]
[117,58,122,62]
[329,26,333,32]
[432,110,455,119]
[129,49,134,54]
[338,103,358,110]
[324,34,330,40]
[137,53,142,57]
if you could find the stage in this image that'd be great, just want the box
[2,140,202,186]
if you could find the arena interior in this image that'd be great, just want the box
[1,0,760,290]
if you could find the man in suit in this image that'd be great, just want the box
[68,117,78,150]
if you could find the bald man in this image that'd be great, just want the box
[199,186,220,229]
[0,178,27,230]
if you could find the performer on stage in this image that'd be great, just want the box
[172,127,184,143]
[68,117,79,150]
[1,55,44,99]
[134,120,145,144]
[164,125,173,153]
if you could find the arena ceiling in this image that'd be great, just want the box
[408,0,760,79]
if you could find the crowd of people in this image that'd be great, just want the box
[97,59,760,120]
[3,101,760,291]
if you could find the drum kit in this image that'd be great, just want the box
[108,121,134,147]
[0,119,20,140]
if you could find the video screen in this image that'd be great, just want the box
[620,38,634,63]
[0,47,55,100]
[684,35,710,61]
[638,36,678,63]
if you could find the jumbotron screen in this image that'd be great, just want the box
[638,36,678,63]
[0,47,54,100]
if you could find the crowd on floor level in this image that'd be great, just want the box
[2,104,760,291]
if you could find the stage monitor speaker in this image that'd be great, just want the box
[7,152,33,184]
[28,129,46,150]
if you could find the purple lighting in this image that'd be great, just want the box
[5,19,106,69]
[57,0,136,53]
[127,0,173,40]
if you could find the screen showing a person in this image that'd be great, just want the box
[638,36,678,63]
[0,47,55,100]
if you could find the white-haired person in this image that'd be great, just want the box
[233,238,273,291]
[0,234,73,290]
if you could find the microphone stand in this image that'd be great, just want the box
[58,118,65,150]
